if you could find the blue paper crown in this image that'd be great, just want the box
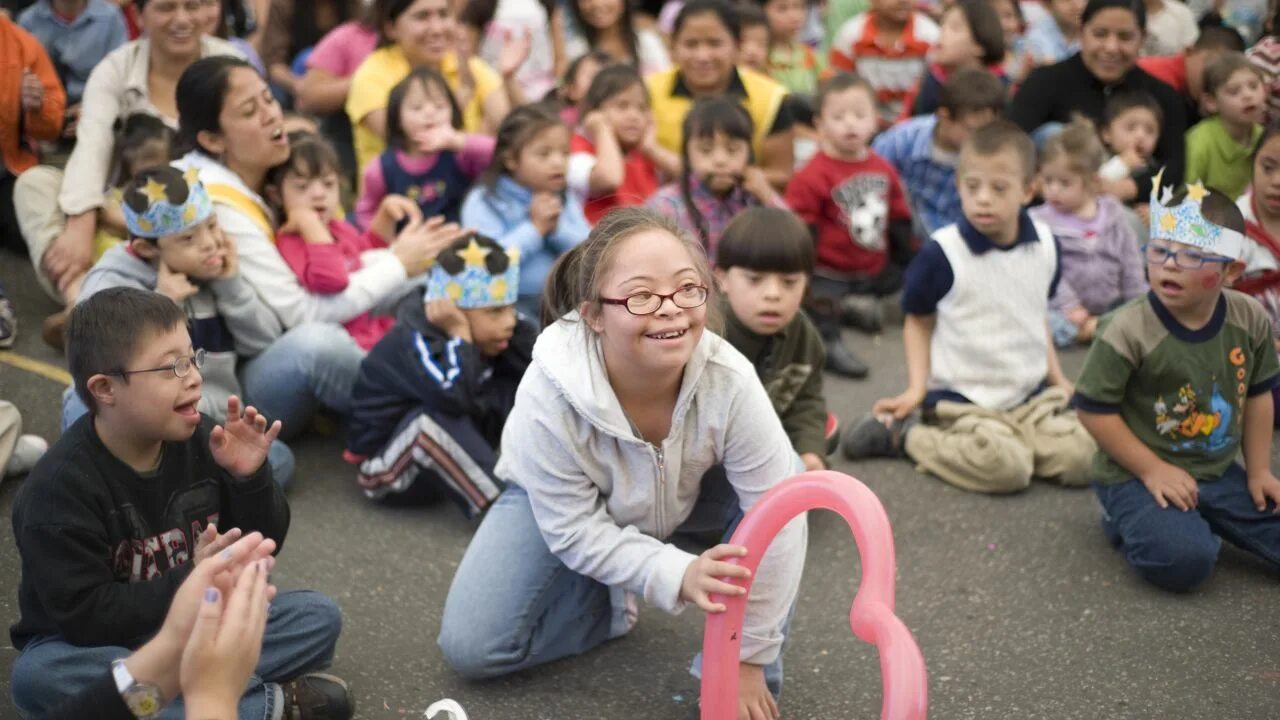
[1148,168,1245,260]
[425,236,520,309]
[122,167,213,239]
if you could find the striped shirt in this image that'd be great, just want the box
[829,11,939,126]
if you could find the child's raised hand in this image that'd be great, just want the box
[737,663,780,720]
[872,387,925,421]
[210,396,281,479]
[741,167,776,204]
[680,544,751,613]
[496,27,533,79]
[1247,471,1280,513]
[425,298,472,342]
[1119,148,1147,171]
[582,111,611,138]
[376,193,422,228]
[278,205,326,240]
[529,192,562,236]
[157,261,199,304]
[412,125,466,155]
[1139,462,1199,511]
[392,216,467,275]
[216,229,239,279]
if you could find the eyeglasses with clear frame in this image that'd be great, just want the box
[1142,243,1232,269]
[108,349,206,379]
[599,285,710,316]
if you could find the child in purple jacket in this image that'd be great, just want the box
[1030,119,1147,346]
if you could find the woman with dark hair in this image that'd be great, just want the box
[1009,0,1188,197]
[562,0,670,76]
[173,56,466,436]
[647,0,795,190]
[13,0,243,326]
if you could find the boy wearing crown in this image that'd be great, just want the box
[345,234,534,515]
[1074,173,1280,593]
[67,166,295,486]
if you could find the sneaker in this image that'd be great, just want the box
[841,414,915,460]
[281,673,353,720]
[4,435,48,477]
[841,294,883,333]
[426,699,469,720]
[0,297,14,348]
[825,340,870,379]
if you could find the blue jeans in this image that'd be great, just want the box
[60,388,297,490]
[1095,464,1280,592]
[437,472,788,698]
[11,589,342,720]
[239,323,365,441]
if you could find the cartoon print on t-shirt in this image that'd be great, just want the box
[832,174,890,251]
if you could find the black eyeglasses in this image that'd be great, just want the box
[108,349,206,379]
[600,285,709,316]
[1143,243,1232,269]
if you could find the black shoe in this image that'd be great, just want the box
[282,673,354,720]
[825,340,869,379]
[841,414,915,460]
[841,294,884,333]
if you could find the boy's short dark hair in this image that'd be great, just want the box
[67,288,188,414]
[716,207,815,274]
[813,72,876,116]
[937,68,1006,118]
[1192,25,1245,53]
[960,119,1036,182]
[1102,89,1163,128]
[1202,52,1264,99]
[1162,188,1246,236]
[736,2,768,29]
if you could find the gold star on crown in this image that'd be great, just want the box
[457,238,492,269]
[139,177,168,205]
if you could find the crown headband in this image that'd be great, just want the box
[122,167,214,239]
[425,236,521,309]
[1148,168,1244,261]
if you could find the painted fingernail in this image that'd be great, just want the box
[204,587,219,603]
[220,548,233,560]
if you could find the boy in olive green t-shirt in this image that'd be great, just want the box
[1074,179,1280,593]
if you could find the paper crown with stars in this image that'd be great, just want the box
[1148,168,1245,261]
[121,166,213,240]
[425,234,520,309]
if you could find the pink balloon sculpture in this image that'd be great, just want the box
[699,471,927,720]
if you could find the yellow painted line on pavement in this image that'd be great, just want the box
[0,351,72,386]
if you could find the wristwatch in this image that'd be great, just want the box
[112,659,164,719]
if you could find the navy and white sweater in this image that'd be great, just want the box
[346,296,536,459]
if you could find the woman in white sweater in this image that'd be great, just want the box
[438,208,807,719]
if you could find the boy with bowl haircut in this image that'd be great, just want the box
[1074,174,1280,592]
[346,234,535,516]
[844,120,1096,494]
[9,287,352,720]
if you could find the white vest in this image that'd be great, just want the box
[928,221,1057,410]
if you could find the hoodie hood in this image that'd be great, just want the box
[79,245,157,298]
[531,313,717,443]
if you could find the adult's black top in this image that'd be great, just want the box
[1008,52,1187,192]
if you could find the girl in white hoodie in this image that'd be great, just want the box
[437,207,807,719]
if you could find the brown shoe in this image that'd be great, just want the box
[281,673,353,720]
[41,310,67,352]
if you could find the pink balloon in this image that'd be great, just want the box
[699,471,928,720]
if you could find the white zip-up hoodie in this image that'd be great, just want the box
[495,315,808,665]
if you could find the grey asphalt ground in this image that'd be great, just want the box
[1,249,1278,720]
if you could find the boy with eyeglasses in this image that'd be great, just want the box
[346,234,534,516]
[67,165,295,486]
[9,287,353,719]
[1074,174,1280,593]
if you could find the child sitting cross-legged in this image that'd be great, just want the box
[9,287,351,720]
[1030,117,1147,347]
[1074,175,1280,592]
[842,121,1097,494]
[68,166,295,487]
[345,234,536,516]
[716,207,831,473]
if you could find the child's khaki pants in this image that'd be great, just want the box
[903,387,1096,493]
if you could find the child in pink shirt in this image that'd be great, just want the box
[272,134,424,350]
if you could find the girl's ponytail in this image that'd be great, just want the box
[540,241,588,328]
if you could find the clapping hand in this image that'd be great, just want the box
[496,28,533,79]
[20,70,43,113]
[210,396,281,479]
